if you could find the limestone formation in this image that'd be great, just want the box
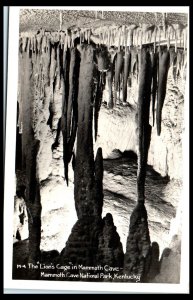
[156,49,170,135]
[13,9,187,283]
[124,203,151,282]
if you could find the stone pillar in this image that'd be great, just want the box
[74,44,97,218]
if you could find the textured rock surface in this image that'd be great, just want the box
[19,9,187,33]
[95,104,138,158]
[57,214,124,281]
[96,213,124,269]
[152,234,181,283]
[123,203,151,282]
[102,156,179,254]
[95,67,185,180]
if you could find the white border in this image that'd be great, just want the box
[4,6,189,294]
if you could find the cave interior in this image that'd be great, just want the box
[13,9,187,283]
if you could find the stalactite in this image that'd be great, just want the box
[20,49,41,279]
[66,48,80,163]
[49,45,57,92]
[176,49,183,79]
[156,48,170,136]
[119,66,124,100]
[67,31,71,49]
[114,51,123,105]
[117,27,121,52]
[94,47,109,137]
[60,32,65,49]
[61,48,70,185]
[106,65,114,109]
[109,28,113,47]
[22,36,28,53]
[18,47,23,136]
[16,102,22,170]
[41,35,47,53]
[63,32,67,52]
[67,48,77,138]
[107,29,110,49]
[36,33,42,53]
[41,39,51,87]
[169,48,177,82]
[130,47,138,85]
[94,71,105,141]
[182,49,187,80]
[88,29,91,44]
[56,43,61,88]
[74,44,96,218]
[137,47,152,203]
[96,47,110,72]
[150,50,158,126]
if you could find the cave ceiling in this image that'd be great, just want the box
[19,9,187,33]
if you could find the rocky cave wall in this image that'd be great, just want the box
[13,14,187,283]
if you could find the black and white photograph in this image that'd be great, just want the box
[4,6,189,294]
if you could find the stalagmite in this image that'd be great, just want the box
[156,48,170,136]
[124,202,151,282]
[94,147,104,217]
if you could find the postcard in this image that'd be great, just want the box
[4,6,189,294]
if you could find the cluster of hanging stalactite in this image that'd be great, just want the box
[20,19,187,50]
[16,24,187,281]
[19,27,187,138]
